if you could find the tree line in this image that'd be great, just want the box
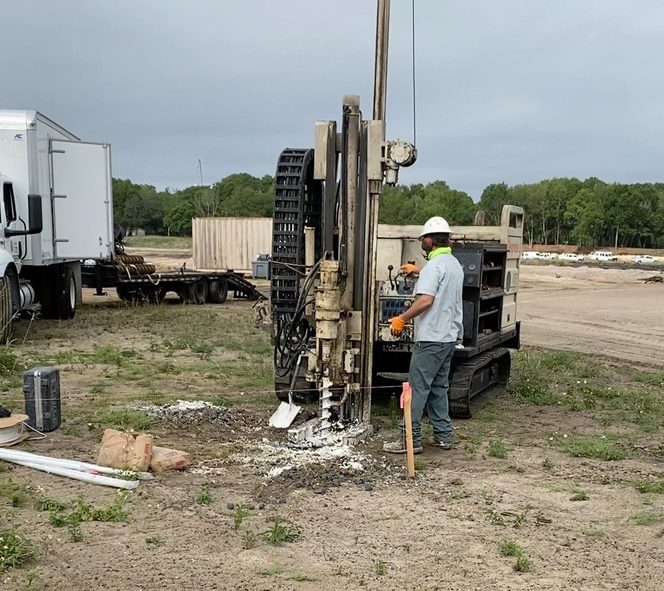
[112,175,664,248]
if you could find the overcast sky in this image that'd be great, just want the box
[3,1,664,199]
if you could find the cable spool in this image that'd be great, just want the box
[0,414,29,447]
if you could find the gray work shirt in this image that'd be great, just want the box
[413,253,464,343]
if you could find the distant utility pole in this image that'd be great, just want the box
[196,158,203,186]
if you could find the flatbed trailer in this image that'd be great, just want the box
[81,258,265,304]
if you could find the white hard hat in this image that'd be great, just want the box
[419,216,451,237]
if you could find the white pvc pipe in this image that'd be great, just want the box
[0,448,152,480]
[3,458,140,490]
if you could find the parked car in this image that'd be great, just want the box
[536,252,557,260]
[558,253,585,262]
[589,251,618,262]
[634,254,656,265]
[520,251,539,261]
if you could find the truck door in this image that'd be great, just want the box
[50,140,114,260]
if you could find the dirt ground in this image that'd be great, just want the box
[1,257,663,591]
[519,265,664,367]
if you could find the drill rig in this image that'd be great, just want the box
[269,1,522,441]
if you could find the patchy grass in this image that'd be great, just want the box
[562,435,626,461]
[633,479,664,494]
[258,563,286,576]
[582,527,606,538]
[508,349,664,433]
[0,479,31,508]
[47,493,131,529]
[630,511,664,526]
[94,408,154,431]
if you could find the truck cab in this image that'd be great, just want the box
[0,110,114,340]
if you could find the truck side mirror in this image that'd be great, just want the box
[4,194,43,237]
[27,194,43,234]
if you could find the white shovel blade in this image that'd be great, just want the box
[269,401,301,429]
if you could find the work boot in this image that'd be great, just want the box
[431,437,454,450]
[382,440,423,454]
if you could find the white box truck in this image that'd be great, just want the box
[0,110,113,340]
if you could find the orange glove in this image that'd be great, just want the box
[400,263,420,275]
[390,316,406,336]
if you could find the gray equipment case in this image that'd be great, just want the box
[23,367,61,432]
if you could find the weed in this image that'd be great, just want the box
[570,489,589,501]
[631,511,664,526]
[373,559,387,576]
[146,536,164,545]
[263,517,300,545]
[0,346,20,375]
[196,488,213,505]
[487,510,506,526]
[508,464,526,473]
[232,504,250,530]
[67,521,83,542]
[499,539,522,556]
[542,457,554,470]
[288,573,317,582]
[563,435,626,461]
[258,563,285,576]
[452,490,472,500]
[633,479,664,494]
[488,440,508,459]
[514,553,531,572]
[35,498,66,512]
[513,511,528,528]
[0,527,33,572]
[581,527,605,538]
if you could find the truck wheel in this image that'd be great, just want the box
[56,266,77,319]
[0,277,14,344]
[189,280,208,305]
[207,279,228,304]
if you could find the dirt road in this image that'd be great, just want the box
[519,265,664,367]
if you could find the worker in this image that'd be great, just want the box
[383,216,464,454]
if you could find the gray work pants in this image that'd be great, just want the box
[403,341,455,447]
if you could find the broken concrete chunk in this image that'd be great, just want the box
[149,445,191,473]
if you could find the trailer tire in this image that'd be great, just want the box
[208,279,228,304]
[189,280,208,305]
[0,276,14,345]
[56,266,77,319]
